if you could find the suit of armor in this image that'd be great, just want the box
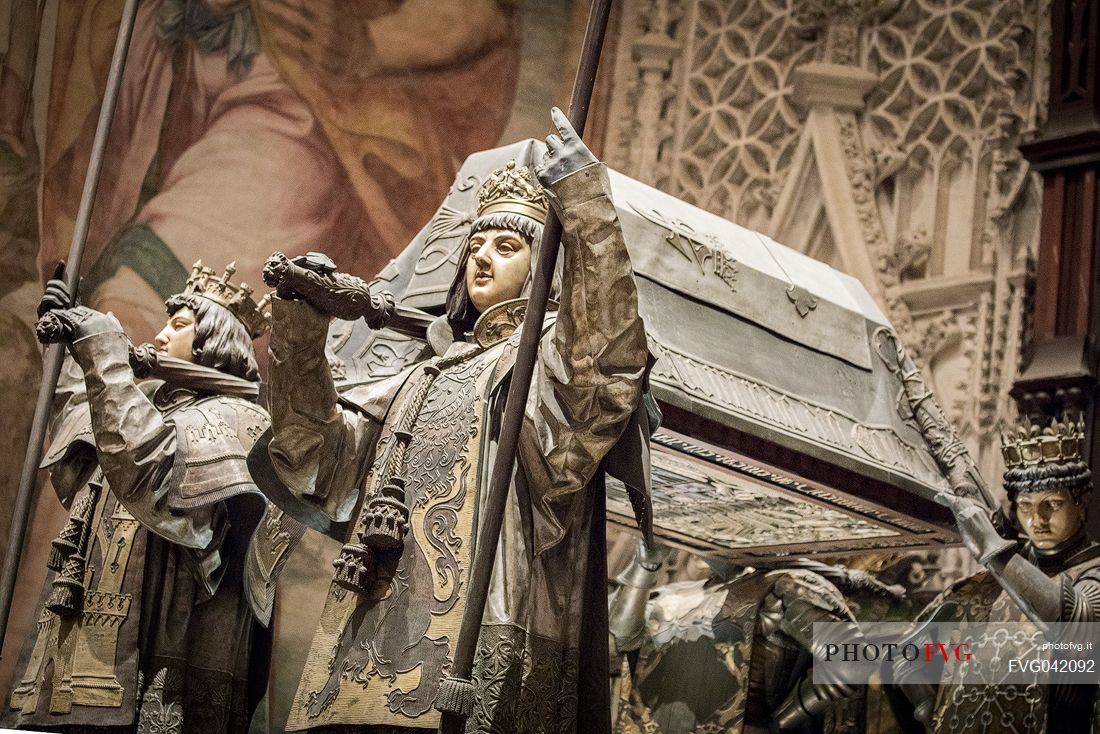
[611,545,895,734]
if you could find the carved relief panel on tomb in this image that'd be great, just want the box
[601,0,1049,483]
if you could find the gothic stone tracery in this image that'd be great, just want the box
[601,0,1047,483]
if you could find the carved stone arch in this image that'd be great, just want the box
[927,323,968,423]
[931,135,978,276]
[598,0,1048,476]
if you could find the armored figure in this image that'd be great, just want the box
[611,541,902,734]
[902,416,1100,733]
[7,263,288,733]
[258,109,650,732]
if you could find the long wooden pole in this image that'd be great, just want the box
[437,1,613,730]
[0,0,141,656]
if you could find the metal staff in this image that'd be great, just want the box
[0,0,141,655]
[436,1,613,730]
[873,327,998,509]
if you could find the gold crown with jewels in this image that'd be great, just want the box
[1001,416,1085,469]
[476,160,548,224]
[183,261,271,338]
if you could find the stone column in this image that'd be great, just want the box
[619,0,681,184]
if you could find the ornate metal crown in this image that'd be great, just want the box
[1001,416,1085,469]
[183,261,271,338]
[476,160,548,224]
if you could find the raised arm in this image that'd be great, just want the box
[265,294,379,522]
[941,493,1100,628]
[37,304,227,592]
[36,279,96,505]
[521,109,649,553]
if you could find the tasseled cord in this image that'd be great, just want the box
[45,485,99,616]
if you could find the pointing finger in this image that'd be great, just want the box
[545,134,563,153]
[550,106,575,140]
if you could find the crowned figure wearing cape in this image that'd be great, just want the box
[901,416,1100,733]
[258,111,653,733]
[7,262,292,733]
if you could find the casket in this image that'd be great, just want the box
[328,140,958,562]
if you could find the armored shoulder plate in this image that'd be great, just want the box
[43,380,166,505]
[41,404,93,471]
[166,394,270,510]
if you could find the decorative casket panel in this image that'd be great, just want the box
[328,140,957,560]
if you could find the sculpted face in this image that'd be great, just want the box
[154,307,197,363]
[465,228,532,314]
[1015,488,1085,550]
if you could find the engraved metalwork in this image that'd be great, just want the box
[304,351,493,721]
[647,333,948,489]
[649,432,931,533]
[65,499,138,708]
[873,326,996,507]
[468,625,578,732]
[262,251,396,329]
[356,335,427,376]
[785,284,818,317]
[606,439,926,559]
[182,261,271,337]
[136,668,183,734]
[629,203,738,293]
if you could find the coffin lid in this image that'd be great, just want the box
[329,141,956,561]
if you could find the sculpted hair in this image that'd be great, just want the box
[165,294,260,382]
[1003,460,1093,503]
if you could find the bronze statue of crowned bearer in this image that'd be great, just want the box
[252,109,654,733]
[7,262,297,733]
[902,416,1100,734]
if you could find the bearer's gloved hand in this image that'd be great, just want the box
[36,306,123,345]
[936,492,1017,565]
[263,251,395,327]
[37,277,73,317]
[263,251,337,301]
[536,107,598,187]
